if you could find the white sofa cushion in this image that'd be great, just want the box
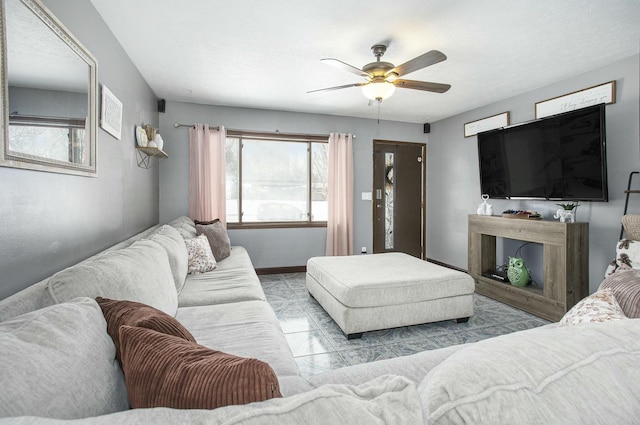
[419,318,640,424]
[147,225,188,294]
[0,375,423,425]
[48,239,178,316]
[0,298,129,419]
[167,216,197,239]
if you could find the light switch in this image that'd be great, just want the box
[361,192,372,201]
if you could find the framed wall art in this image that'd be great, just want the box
[100,85,123,140]
[464,112,510,138]
[535,81,616,119]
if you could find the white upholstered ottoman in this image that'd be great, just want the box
[306,253,475,339]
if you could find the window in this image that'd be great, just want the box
[225,132,328,226]
[8,115,88,166]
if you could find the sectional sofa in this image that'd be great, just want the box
[1,216,639,424]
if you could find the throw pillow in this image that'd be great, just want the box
[0,298,129,419]
[598,268,640,318]
[559,289,627,326]
[196,222,231,261]
[118,326,282,409]
[96,297,196,363]
[184,234,217,274]
[194,218,220,225]
[617,239,640,268]
[622,214,640,240]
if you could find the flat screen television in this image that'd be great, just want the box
[477,103,608,201]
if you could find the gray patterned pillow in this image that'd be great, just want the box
[196,222,231,261]
[185,234,216,274]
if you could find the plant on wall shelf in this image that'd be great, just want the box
[556,202,580,210]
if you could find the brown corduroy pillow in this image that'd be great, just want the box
[118,326,282,409]
[598,269,640,318]
[96,297,196,362]
[196,222,231,261]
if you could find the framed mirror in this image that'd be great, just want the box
[0,0,98,176]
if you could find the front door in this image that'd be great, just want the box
[372,140,425,258]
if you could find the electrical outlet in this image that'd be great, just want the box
[361,246,367,254]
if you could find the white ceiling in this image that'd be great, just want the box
[89,0,640,124]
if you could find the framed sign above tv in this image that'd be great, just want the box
[535,81,616,119]
[464,112,510,138]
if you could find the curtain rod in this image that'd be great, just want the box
[173,122,355,139]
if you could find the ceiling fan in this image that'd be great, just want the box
[309,44,451,102]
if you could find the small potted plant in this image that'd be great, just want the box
[554,202,579,223]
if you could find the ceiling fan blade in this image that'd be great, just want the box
[387,50,447,78]
[307,82,366,94]
[393,79,451,93]
[321,58,372,78]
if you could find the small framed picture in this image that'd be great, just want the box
[100,85,123,140]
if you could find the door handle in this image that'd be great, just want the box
[376,189,382,200]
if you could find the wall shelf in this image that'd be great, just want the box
[135,146,167,169]
[468,214,589,321]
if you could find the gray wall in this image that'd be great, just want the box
[9,86,87,118]
[158,102,424,268]
[0,0,159,299]
[427,54,640,293]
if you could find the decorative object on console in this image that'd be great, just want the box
[118,326,282,409]
[501,210,541,220]
[507,256,530,287]
[554,202,579,223]
[184,234,217,274]
[559,289,627,326]
[100,85,123,140]
[476,194,493,216]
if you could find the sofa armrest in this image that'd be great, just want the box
[308,343,467,388]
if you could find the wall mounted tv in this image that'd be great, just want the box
[477,103,608,201]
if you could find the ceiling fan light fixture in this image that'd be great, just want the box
[385,72,399,82]
[361,81,396,101]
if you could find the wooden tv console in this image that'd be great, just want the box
[468,214,589,321]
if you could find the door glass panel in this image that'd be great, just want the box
[385,152,394,249]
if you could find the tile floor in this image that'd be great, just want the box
[260,272,551,379]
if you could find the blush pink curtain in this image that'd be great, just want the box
[189,124,227,226]
[326,132,354,256]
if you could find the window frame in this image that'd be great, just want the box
[226,130,328,229]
